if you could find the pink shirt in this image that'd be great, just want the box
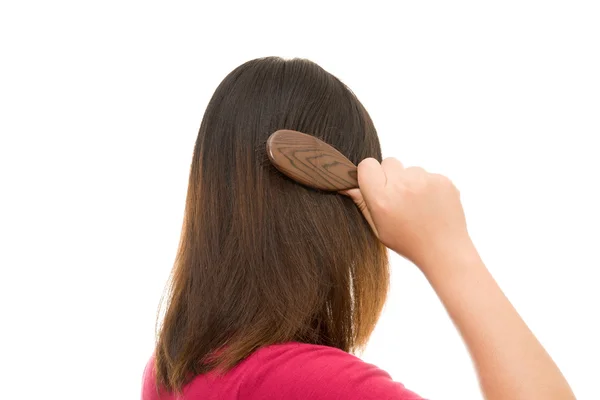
[142,342,424,399]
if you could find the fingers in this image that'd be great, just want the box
[356,158,386,206]
[339,188,379,237]
[381,157,404,170]
[339,188,360,202]
[381,157,404,184]
[342,188,367,213]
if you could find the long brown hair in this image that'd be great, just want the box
[154,57,389,393]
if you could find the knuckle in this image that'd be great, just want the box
[432,173,454,187]
[437,174,451,185]
[405,168,427,190]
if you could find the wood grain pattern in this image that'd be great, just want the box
[266,129,358,191]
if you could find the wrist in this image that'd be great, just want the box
[416,236,481,280]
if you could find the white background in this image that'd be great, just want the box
[1,1,598,399]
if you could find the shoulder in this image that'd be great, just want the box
[141,354,161,400]
[240,342,424,400]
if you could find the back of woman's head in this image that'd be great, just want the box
[155,56,389,392]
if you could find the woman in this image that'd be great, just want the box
[142,57,575,399]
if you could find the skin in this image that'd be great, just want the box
[342,157,576,400]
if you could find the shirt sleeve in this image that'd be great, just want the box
[243,343,425,400]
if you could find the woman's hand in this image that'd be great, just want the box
[343,157,576,400]
[342,157,469,269]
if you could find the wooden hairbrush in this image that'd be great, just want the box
[266,129,358,191]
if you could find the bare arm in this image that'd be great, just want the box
[422,239,574,399]
[344,158,575,400]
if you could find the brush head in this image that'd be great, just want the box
[266,129,358,191]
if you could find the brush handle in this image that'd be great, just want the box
[267,130,358,191]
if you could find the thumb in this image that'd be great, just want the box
[356,158,386,207]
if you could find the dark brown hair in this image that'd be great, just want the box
[154,56,389,393]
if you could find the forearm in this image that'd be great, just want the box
[420,241,575,400]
